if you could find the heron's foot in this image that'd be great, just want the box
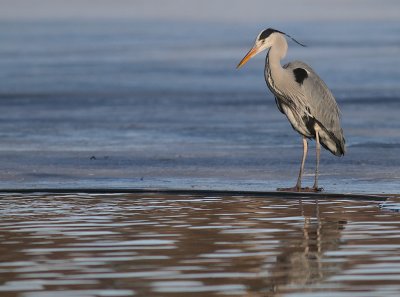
[277,186,300,192]
[277,186,323,193]
[312,186,324,192]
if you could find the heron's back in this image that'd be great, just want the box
[271,60,346,156]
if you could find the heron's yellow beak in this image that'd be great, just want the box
[237,46,258,69]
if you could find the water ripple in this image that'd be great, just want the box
[0,193,399,296]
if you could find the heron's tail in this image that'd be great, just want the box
[319,127,346,157]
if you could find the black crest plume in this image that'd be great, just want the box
[259,28,306,47]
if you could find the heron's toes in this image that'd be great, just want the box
[299,187,318,193]
[277,186,300,192]
[277,186,324,193]
[312,186,324,192]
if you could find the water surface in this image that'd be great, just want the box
[0,20,400,193]
[0,193,399,296]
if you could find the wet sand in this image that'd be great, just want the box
[0,192,400,297]
[0,90,399,194]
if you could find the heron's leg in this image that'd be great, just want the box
[295,136,308,190]
[277,136,310,192]
[312,130,322,191]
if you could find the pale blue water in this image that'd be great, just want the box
[0,20,400,193]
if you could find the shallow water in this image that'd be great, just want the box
[0,20,400,193]
[0,193,400,296]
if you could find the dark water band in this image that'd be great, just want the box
[0,188,390,201]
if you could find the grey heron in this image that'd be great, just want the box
[237,28,345,192]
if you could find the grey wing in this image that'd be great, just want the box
[284,61,346,156]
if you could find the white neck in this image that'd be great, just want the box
[264,34,292,97]
[266,34,288,76]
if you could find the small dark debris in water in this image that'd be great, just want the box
[140,177,144,181]
[90,156,109,160]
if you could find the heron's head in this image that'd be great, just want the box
[237,28,305,69]
[237,28,280,69]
